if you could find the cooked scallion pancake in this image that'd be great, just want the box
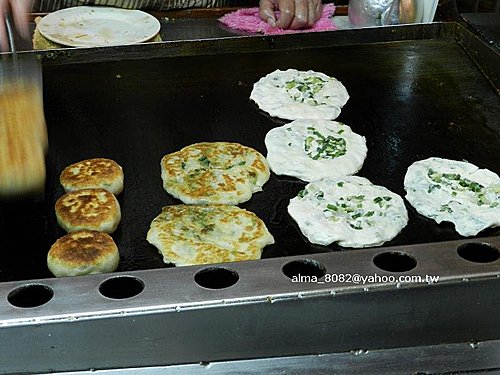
[250,69,349,120]
[288,176,408,248]
[265,120,367,182]
[146,205,275,266]
[404,157,500,236]
[161,142,270,205]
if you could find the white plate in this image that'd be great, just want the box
[38,6,161,48]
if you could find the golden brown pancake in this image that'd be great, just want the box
[60,158,124,195]
[55,188,121,233]
[47,230,119,277]
[160,142,270,205]
[146,204,275,266]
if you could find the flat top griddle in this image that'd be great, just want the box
[0,24,499,282]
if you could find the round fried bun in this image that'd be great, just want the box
[60,158,124,195]
[47,230,119,277]
[55,188,121,233]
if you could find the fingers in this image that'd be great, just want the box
[0,0,30,51]
[0,21,7,52]
[304,0,323,26]
[288,0,308,30]
[0,0,8,51]
[259,0,277,27]
[10,0,30,39]
[275,0,295,29]
[307,0,316,26]
[270,0,323,30]
[313,0,323,24]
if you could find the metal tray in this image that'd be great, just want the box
[0,20,499,374]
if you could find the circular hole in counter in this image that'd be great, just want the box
[194,267,239,289]
[373,252,417,273]
[7,284,54,308]
[457,243,499,264]
[99,276,145,299]
[282,259,326,280]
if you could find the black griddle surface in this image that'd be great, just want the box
[1,37,499,281]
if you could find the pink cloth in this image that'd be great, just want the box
[218,3,336,35]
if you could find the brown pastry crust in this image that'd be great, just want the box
[47,230,119,277]
[55,188,121,233]
[60,158,124,195]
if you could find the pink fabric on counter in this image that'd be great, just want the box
[218,3,336,35]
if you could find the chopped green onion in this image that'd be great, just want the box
[198,156,210,168]
[303,128,346,160]
[298,189,308,198]
[349,223,363,230]
[439,204,453,213]
[285,76,327,105]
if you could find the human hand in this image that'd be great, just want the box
[259,0,323,30]
[0,0,30,51]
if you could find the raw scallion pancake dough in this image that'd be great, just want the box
[250,69,349,120]
[404,157,500,236]
[265,119,367,181]
[288,176,408,248]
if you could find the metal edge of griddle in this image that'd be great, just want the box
[25,22,453,66]
[24,339,500,375]
[0,236,499,373]
[20,20,498,92]
[454,20,500,92]
[1,236,498,326]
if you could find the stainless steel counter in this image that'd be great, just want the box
[0,11,499,374]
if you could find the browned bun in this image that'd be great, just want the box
[55,188,121,233]
[47,230,119,277]
[60,158,124,195]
